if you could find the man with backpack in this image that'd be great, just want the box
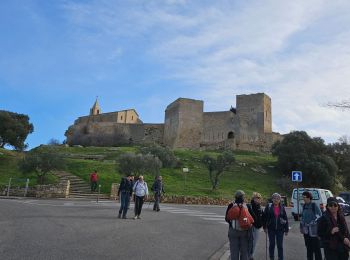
[225,190,254,260]
[151,175,165,212]
[300,191,322,260]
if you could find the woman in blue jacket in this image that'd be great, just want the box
[263,193,289,260]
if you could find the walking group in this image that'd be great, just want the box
[117,174,165,220]
[225,190,350,260]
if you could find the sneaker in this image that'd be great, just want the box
[156,209,160,212]
[134,216,138,220]
[137,216,141,219]
[122,215,127,219]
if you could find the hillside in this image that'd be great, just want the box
[0,146,284,200]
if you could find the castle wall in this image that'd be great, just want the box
[66,122,163,147]
[65,92,281,152]
[202,111,236,143]
[164,98,203,149]
[236,93,272,144]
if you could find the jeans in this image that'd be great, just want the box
[134,195,145,216]
[268,229,284,260]
[250,226,260,258]
[153,193,161,211]
[119,191,130,217]
[91,181,97,192]
[304,234,322,260]
[228,227,249,260]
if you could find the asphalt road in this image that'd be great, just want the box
[1,198,347,260]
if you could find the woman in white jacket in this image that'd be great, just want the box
[133,175,148,219]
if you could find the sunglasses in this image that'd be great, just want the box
[328,203,338,208]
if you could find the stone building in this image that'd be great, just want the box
[65,93,282,152]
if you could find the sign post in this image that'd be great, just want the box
[292,171,302,221]
[182,168,189,194]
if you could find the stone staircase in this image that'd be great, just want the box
[54,171,110,200]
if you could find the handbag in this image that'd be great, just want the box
[308,220,318,237]
[300,222,309,235]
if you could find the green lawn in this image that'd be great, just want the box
[0,146,284,200]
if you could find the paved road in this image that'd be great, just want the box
[1,198,347,260]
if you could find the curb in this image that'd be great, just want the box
[209,242,230,260]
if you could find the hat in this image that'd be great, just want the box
[235,190,245,199]
[271,193,281,200]
[327,197,338,206]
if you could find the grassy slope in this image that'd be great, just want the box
[0,146,283,199]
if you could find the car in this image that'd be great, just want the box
[336,196,350,216]
[339,192,350,204]
[290,188,333,221]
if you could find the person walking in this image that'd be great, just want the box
[225,190,254,260]
[117,174,133,219]
[263,193,289,260]
[90,170,98,192]
[247,192,264,260]
[151,175,165,212]
[318,197,350,260]
[133,175,148,220]
[300,191,322,260]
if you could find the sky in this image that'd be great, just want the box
[1,0,350,150]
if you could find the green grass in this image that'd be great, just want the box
[0,146,284,200]
[0,148,59,188]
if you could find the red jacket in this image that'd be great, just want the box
[90,172,98,182]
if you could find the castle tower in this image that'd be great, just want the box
[164,98,203,149]
[90,98,101,115]
[236,93,272,141]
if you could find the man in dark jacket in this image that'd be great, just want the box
[151,175,165,212]
[118,175,133,219]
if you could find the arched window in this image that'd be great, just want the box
[228,132,234,139]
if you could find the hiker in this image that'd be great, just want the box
[117,174,133,219]
[318,197,350,260]
[300,191,322,260]
[247,192,264,260]
[263,193,289,260]
[133,175,148,220]
[151,175,165,212]
[225,190,254,260]
[90,170,98,192]
[127,174,135,209]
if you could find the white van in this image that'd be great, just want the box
[290,188,333,221]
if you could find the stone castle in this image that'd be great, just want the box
[65,93,282,152]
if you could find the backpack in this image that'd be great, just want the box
[226,204,254,230]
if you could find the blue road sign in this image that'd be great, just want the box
[292,171,302,182]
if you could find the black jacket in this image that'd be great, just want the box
[151,179,164,194]
[118,177,133,195]
[318,210,350,250]
[263,203,289,233]
[248,200,264,229]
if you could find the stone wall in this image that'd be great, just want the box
[202,111,236,144]
[164,98,203,149]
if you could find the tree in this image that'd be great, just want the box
[202,150,235,190]
[0,110,34,150]
[19,148,66,184]
[117,152,162,177]
[327,137,350,189]
[140,145,178,168]
[272,131,337,189]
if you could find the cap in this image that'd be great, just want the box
[327,197,338,206]
[235,190,245,199]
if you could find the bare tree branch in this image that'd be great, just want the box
[327,100,350,110]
